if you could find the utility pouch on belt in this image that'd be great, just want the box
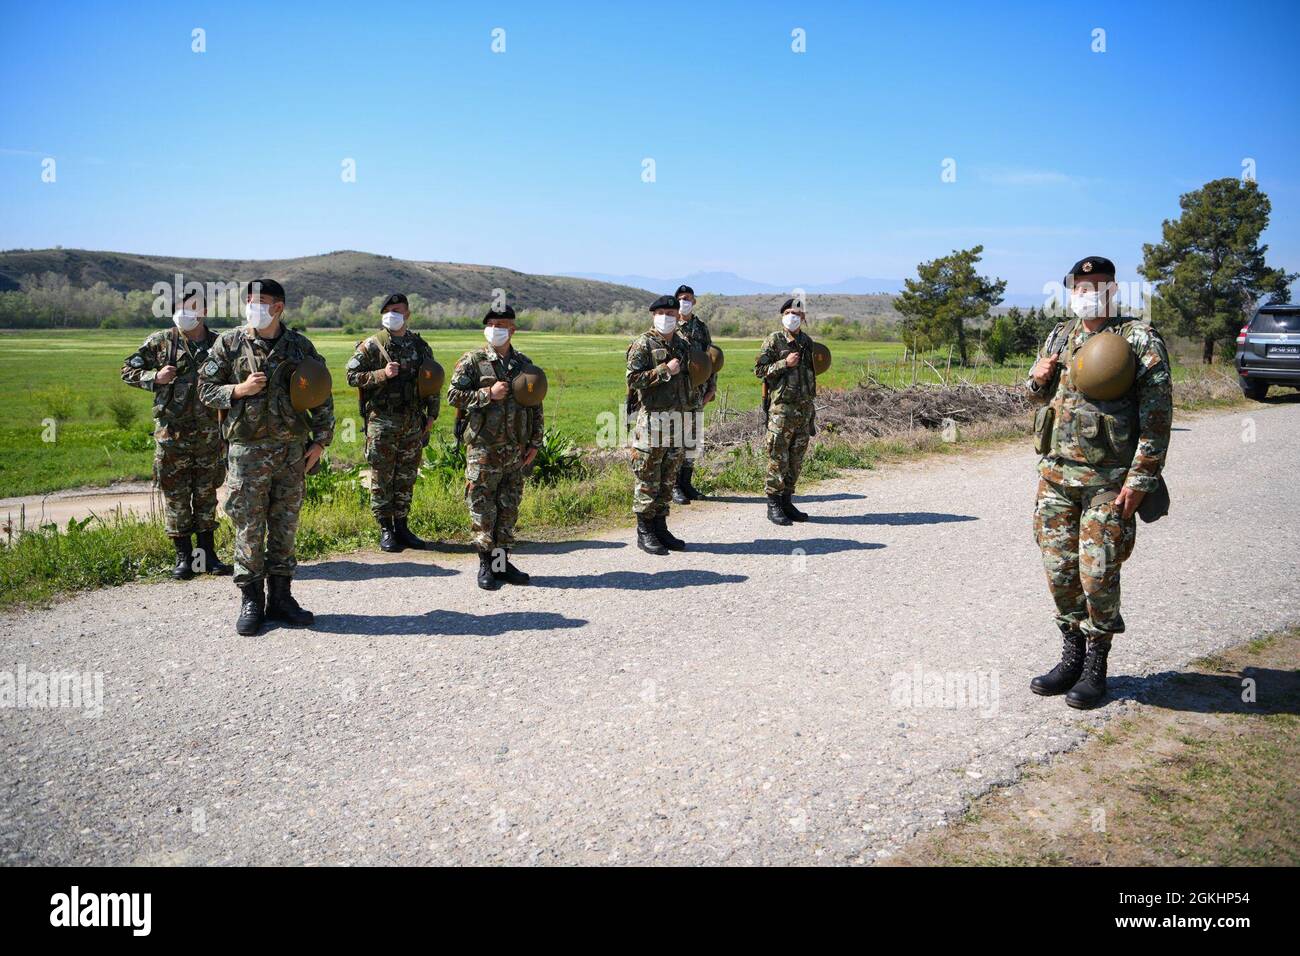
[1033,405,1054,455]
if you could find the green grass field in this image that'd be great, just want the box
[0,327,1228,499]
[0,328,934,498]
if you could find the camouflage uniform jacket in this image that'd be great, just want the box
[446,345,544,464]
[626,329,693,412]
[677,315,716,410]
[346,329,439,426]
[755,329,818,406]
[198,326,335,448]
[1025,315,1172,492]
[121,326,221,439]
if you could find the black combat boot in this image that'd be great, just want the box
[636,514,668,555]
[767,495,792,526]
[1030,630,1087,696]
[477,550,502,590]
[1066,639,1112,709]
[491,549,530,585]
[171,535,194,580]
[236,579,265,636]
[653,513,686,551]
[194,529,232,575]
[683,463,704,500]
[378,517,403,553]
[395,516,429,551]
[780,492,809,522]
[265,575,314,626]
[672,481,690,505]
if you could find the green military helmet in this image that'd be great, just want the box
[418,357,445,398]
[1072,332,1136,401]
[810,342,832,376]
[290,356,333,411]
[706,344,724,374]
[512,364,547,407]
[687,348,712,387]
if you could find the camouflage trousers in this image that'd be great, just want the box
[1033,478,1137,642]
[764,402,814,496]
[682,409,705,462]
[466,454,526,552]
[365,414,425,520]
[224,440,306,584]
[153,428,225,536]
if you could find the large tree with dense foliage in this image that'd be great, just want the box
[1140,178,1294,363]
[896,245,1006,364]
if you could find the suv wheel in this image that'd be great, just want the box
[1240,378,1269,401]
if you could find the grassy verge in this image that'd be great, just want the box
[890,628,1300,866]
[0,369,1248,611]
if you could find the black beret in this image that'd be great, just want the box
[246,278,286,303]
[483,304,516,324]
[380,293,408,312]
[649,294,680,312]
[674,285,695,298]
[1064,256,1116,284]
[780,297,806,314]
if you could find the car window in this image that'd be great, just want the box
[1252,311,1300,333]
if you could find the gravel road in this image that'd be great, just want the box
[3,401,1297,865]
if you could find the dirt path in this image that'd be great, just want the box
[2,403,1297,865]
[0,482,179,532]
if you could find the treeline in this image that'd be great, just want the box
[0,274,903,340]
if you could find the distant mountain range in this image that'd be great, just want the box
[561,271,911,297]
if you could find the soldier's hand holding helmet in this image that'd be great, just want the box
[666,357,681,376]
[489,380,509,401]
[155,365,178,385]
[785,352,800,367]
[383,361,400,380]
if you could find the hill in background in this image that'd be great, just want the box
[0,248,650,313]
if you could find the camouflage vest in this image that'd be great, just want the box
[629,331,692,412]
[767,331,817,406]
[155,328,218,426]
[460,347,538,451]
[1038,318,1139,468]
[362,329,428,415]
[225,328,314,444]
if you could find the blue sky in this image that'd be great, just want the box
[2,0,1298,293]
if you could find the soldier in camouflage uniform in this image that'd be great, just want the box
[672,284,716,505]
[121,289,233,580]
[446,305,543,590]
[198,279,335,636]
[755,298,818,526]
[1026,256,1173,708]
[626,294,693,555]
[346,293,439,553]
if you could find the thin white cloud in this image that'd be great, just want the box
[976,167,1083,187]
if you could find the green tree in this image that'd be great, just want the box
[895,245,1006,365]
[1140,178,1295,363]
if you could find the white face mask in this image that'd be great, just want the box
[782,313,802,332]
[1069,290,1105,320]
[653,313,677,335]
[173,309,200,332]
[484,326,510,348]
[679,300,694,316]
[381,311,405,331]
[246,302,275,330]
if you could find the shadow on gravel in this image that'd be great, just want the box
[706,492,868,505]
[705,494,766,505]
[808,512,978,526]
[530,569,747,590]
[297,560,458,581]
[689,537,884,556]
[514,539,628,555]
[310,610,587,636]
[1112,666,1300,715]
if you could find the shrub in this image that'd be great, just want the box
[36,386,76,422]
[106,392,140,429]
